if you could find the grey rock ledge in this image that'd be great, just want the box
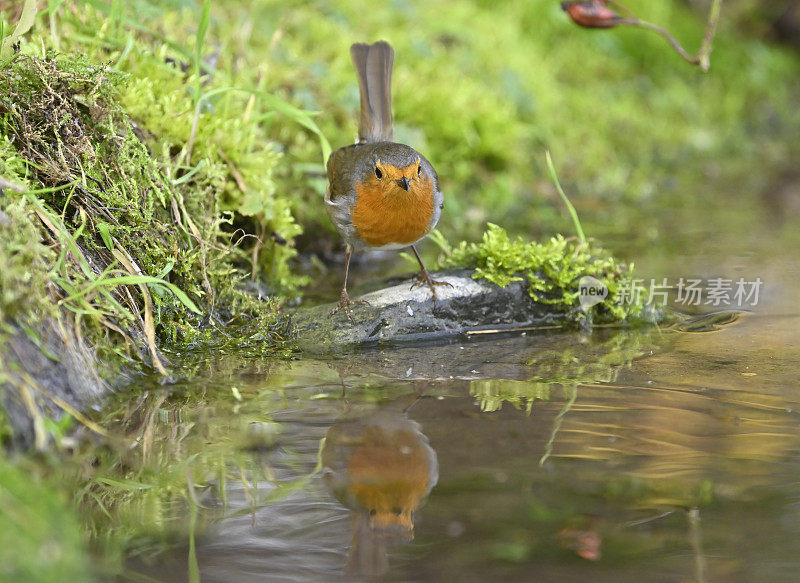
[290,269,573,351]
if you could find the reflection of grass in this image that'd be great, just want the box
[470,380,552,413]
[541,384,578,466]
[470,329,660,466]
[0,380,323,580]
[83,389,275,547]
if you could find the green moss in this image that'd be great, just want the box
[116,51,307,294]
[0,140,63,387]
[0,0,352,370]
[54,2,326,295]
[436,224,658,324]
[0,51,291,359]
[0,193,56,327]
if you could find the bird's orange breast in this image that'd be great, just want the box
[351,162,435,247]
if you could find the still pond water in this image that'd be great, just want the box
[119,187,800,582]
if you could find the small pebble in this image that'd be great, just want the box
[446,521,465,537]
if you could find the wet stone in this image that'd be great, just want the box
[290,269,572,351]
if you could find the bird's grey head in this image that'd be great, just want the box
[362,142,439,192]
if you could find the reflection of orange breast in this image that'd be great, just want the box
[351,176,435,247]
[346,426,432,528]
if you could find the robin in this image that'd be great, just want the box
[325,41,448,319]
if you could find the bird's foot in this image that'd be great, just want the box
[329,289,368,323]
[411,270,453,300]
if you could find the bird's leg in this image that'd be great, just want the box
[330,245,367,322]
[409,245,452,300]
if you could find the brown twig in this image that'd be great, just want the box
[563,0,723,71]
[628,19,699,65]
[625,0,721,72]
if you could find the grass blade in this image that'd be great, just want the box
[203,86,332,165]
[546,150,586,244]
[1,0,38,58]
[62,275,202,315]
[193,0,212,107]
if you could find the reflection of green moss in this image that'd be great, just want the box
[438,224,660,325]
[526,329,656,380]
[470,328,658,413]
[471,380,551,413]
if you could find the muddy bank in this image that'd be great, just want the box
[0,319,108,449]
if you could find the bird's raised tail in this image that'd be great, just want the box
[350,41,394,143]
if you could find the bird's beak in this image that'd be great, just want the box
[396,177,411,191]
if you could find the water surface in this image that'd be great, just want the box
[119,181,800,582]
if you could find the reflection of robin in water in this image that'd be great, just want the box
[322,409,438,576]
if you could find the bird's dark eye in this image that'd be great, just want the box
[375,166,383,179]
[393,507,403,516]
[369,509,377,517]
[417,164,422,177]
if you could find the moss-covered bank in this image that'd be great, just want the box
[0,49,304,446]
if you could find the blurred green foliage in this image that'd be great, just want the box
[0,455,93,583]
[184,0,800,246]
